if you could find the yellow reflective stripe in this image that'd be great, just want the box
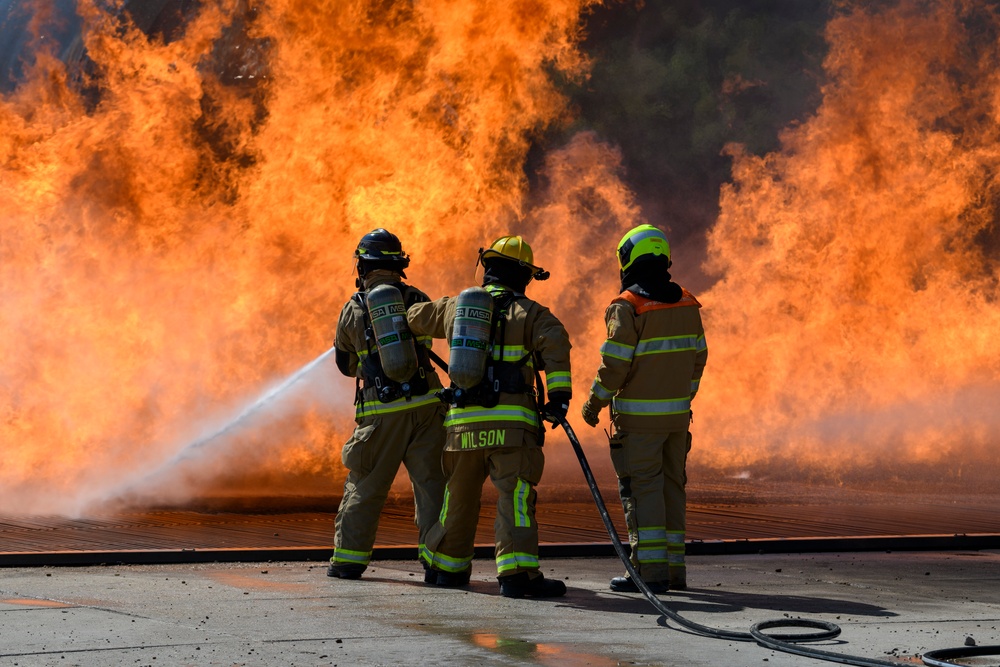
[496,552,539,573]
[690,377,701,393]
[545,371,571,392]
[514,479,532,528]
[419,546,472,573]
[355,392,441,418]
[493,345,531,364]
[696,334,707,353]
[439,487,451,525]
[444,405,539,429]
[331,548,371,565]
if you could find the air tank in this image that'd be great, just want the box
[366,284,418,383]
[449,287,494,389]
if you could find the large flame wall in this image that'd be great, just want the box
[2,0,999,515]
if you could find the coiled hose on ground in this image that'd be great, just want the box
[555,416,999,667]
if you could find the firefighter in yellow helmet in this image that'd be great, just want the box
[581,224,707,593]
[407,235,572,598]
[327,229,447,581]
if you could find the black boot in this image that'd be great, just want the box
[327,563,365,579]
[609,575,668,594]
[498,572,567,599]
[434,569,471,587]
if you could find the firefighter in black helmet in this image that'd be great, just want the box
[327,228,447,581]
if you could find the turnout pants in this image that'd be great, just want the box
[420,442,544,577]
[609,430,691,585]
[332,403,447,569]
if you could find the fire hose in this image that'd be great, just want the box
[554,416,1000,667]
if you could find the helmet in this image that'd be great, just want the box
[478,235,549,280]
[354,228,410,274]
[617,224,670,271]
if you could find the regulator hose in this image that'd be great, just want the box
[555,416,999,667]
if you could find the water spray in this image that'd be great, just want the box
[101,345,338,503]
[555,416,1000,667]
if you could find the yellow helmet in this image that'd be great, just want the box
[479,235,549,280]
[617,224,670,271]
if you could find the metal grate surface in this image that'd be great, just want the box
[3,493,999,556]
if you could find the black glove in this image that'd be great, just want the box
[542,391,571,428]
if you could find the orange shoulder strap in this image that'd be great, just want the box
[613,289,702,314]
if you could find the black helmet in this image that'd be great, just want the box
[354,228,410,276]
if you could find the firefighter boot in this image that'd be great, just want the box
[609,575,668,595]
[327,563,365,579]
[498,572,566,599]
[434,569,471,587]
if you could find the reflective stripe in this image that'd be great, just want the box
[696,334,707,353]
[690,377,701,394]
[439,487,451,525]
[635,335,698,356]
[514,479,532,528]
[636,547,669,564]
[667,531,685,566]
[355,391,441,418]
[331,547,371,566]
[611,396,691,415]
[419,546,472,573]
[444,405,539,429]
[417,335,434,348]
[591,380,614,402]
[496,551,539,573]
[546,371,572,392]
[600,339,635,362]
[636,526,668,563]
[493,345,533,367]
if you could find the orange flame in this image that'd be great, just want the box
[4,0,1000,515]
[698,0,1000,485]
[1,0,617,514]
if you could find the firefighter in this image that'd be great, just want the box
[580,224,707,593]
[327,228,447,581]
[407,235,572,598]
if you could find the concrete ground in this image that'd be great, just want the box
[1,551,999,667]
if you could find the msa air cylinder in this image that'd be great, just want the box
[449,287,494,389]
[366,284,418,383]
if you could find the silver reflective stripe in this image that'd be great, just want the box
[635,335,698,355]
[637,527,666,541]
[591,380,614,402]
[636,547,669,563]
[600,340,635,361]
[627,227,665,247]
[696,334,707,352]
[690,377,701,393]
[612,396,691,415]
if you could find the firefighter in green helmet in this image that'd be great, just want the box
[327,228,447,581]
[581,224,708,593]
[407,235,572,598]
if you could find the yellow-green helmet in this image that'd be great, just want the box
[617,224,670,271]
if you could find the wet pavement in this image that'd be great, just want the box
[2,550,999,667]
